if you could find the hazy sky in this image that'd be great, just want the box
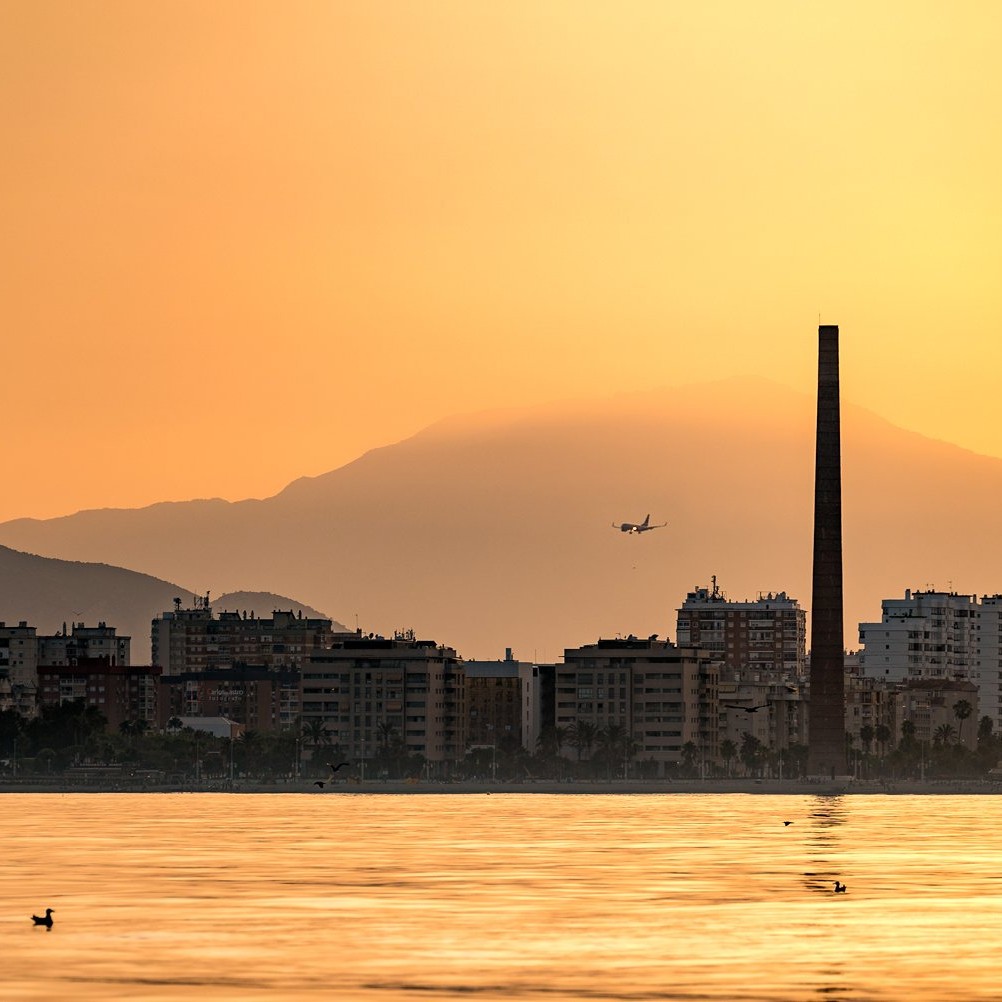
[3,1,1000,523]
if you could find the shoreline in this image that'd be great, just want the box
[2,778,1001,795]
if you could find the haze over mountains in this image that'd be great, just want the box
[2,376,1001,662]
[0,546,334,663]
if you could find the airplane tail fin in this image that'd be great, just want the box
[642,514,650,527]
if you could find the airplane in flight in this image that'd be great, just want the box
[612,514,667,534]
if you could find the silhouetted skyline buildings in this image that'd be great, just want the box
[808,324,847,776]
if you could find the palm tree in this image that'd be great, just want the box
[596,724,627,779]
[680,741,699,777]
[859,725,874,778]
[740,732,763,777]
[719,739,737,778]
[977,715,994,745]
[166,716,184,734]
[376,721,396,751]
[576,721,597,764]
[875,723,891,758]
[953,699,973,746]
[302,718,329,752]
[933,723,956,747]
[567,721,597,767]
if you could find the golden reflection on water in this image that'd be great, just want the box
[5,793,1002,1000]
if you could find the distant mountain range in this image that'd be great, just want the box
[3,376,1001,661]
[0,546,337,663]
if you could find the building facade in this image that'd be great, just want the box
[717,668,807,761]
[0,621,38,715]
[37,659,161,731]
[559,637,719,776]
[979,595,1002,730]
[897,678,979,751]
[157,666,301,733]
[301,632,465,775]
[464,654,523,753]
[38,622,130,668]
[859,589,980,684]
[676,580,806,677]
[152,599,337,674]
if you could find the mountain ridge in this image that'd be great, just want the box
[3,377,1001,661]
[0,546,339,663]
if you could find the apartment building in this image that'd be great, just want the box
[978,595,1002,730]
[38,622,130,667]
[157,665,301,732]
[897,678,979,751]
[676,580,806,678]
[558,637,719,775]
[0,621,38,715]
[717,668,807,755]
[37,659,161,731]
[464,654,523,752]
[301,631,465,775]
[152,598,337,674]
[858,589,981,684]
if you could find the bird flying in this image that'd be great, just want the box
[724,704,767,713]
[313,780,326,788]
[328,762,350,774]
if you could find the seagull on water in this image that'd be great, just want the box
[31,908,54,928]
[833,881,847,893]
[783,821,793,826]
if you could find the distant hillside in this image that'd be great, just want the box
[4,377,1002,660]
[0,547,342,663]
[0,545,191,663]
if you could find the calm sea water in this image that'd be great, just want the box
[3,792,1001,1000]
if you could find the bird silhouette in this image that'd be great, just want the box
[313,780,326,788]
[328,762,350,774]
[783,821,793,826]
[724,704,767,713]
[833,881,847,893]
[31,908,54,928]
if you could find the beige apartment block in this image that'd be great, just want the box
[559,637,719,776]
[302,631,465,776]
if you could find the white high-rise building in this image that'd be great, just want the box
[859,589,980,685]
[978,596,1002,732]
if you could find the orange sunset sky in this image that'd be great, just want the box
[2,1,1001,524]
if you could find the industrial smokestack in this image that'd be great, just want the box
[808,324,846,777]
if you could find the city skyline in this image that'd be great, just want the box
[3,2,1002,523]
